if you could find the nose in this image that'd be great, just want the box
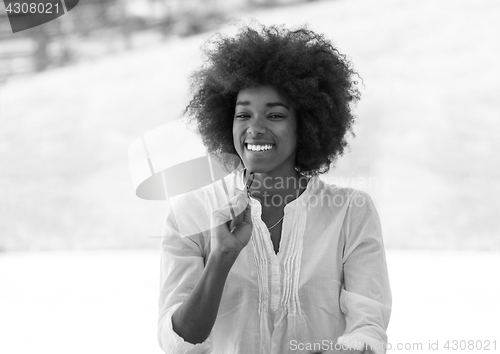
[246,116,267,136]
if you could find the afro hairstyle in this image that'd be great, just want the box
[185,24,361,176]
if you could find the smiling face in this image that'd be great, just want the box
[232,86,298,176]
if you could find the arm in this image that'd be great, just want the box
[172,191,253,343]
[171,250,238,343]
[158,190,252,352]
[158,222,213,353]
[336,191,392,354]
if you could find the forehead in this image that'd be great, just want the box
[236,86,289,104]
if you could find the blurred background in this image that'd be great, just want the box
[1,0,499,353]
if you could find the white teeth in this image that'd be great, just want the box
[247,143,274,152]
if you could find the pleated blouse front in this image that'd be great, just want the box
[158,169,392,354]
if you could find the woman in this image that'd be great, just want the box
[158,25,391,354]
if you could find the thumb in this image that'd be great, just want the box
[242,202,253,226]
[211,188,249,226]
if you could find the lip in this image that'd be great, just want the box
[244,141,275,145]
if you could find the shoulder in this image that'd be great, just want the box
[307,177,375,211]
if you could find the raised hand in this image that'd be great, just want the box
[210,188,253,258]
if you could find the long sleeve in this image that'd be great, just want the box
[336,191,392,354]
[157,209,212,354]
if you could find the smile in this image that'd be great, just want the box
[245,143,275,152]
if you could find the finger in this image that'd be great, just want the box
[242,203,253,225]
[212,190,249,226]
[212,192,248,222]
[229,202,249,230]
[230,203,253,233]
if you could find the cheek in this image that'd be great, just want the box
[231,123,237,140]
[285,116,298,149]
[284,127,298,152]
[232,125,243,151]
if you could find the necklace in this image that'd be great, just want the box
[267,215,284,231]
[266,173,303,232]
[243,169,307,233]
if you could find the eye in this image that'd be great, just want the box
[234,112,250,119]
[268,113,285,119]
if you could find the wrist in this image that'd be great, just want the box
[208,249,239,269]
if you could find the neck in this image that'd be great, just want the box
[245,168,308,208]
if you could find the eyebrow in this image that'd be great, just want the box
[235,101,289,110]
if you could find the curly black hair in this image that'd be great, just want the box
[185,24,361,176]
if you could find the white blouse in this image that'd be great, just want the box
[158,168,392,354]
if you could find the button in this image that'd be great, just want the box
[273,288,280,294]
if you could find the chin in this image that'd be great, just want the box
[243,161,273,174]
[244,165,267,174]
